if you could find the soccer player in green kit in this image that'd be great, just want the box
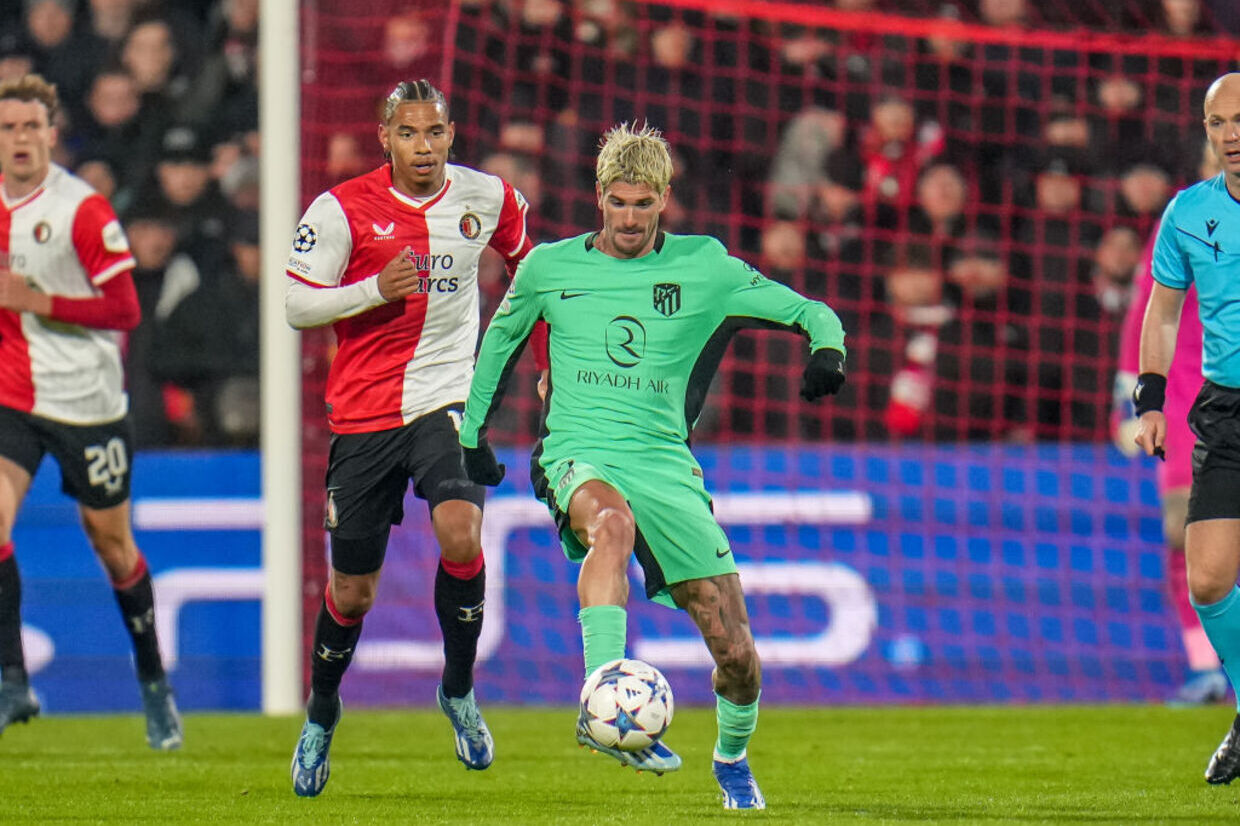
[459,123,846,809]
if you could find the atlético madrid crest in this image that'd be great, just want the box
[459,212,481,239]
[33,221,52,243]
[653,282,681,316]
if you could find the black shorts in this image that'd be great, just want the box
[1187,380,1240,523]
[0,405,133,509]
[324,403,484,541]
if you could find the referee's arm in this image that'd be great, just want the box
[1134,281,1188,457]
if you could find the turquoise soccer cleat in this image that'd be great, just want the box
[140,679,183,750]
[713,755,766,809]
[291,696,341,797]
[575,714,682,775]
[437,685,494,770]
[0,681,40,735]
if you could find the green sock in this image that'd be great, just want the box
[715,691,760,761]
[578,605,627,677]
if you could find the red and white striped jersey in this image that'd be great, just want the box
[287,163,532,433]
[0,164,136,424]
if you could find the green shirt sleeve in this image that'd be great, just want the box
[718,244,847,356]
[460,249,543,448]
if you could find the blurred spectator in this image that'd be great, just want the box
[1161,0,1211,36]
[1091,76,1169,174]
[1116,163,1172,226]
[151,210,261,446]
[141,124,230,257]
[218,150,259,211]
[768,107,846,219]
[382,9,432,71]
[0,31,36,83]
[325,132,367,183]
[481,151,542,211]
[122,199,202,447]
[76,68,166,205]
[75,156,118,201]
[177,0,258,143]
[87,0,138,46]
[25,0,103,125]
[859,95,944,208]
[979,0,1027,26]
[1092,226,1142,315]
[759,220,807,283]
[810,148,867,275]
[121,17,190,111]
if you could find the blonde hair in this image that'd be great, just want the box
[596,122,673,193]
[0,74,59,123]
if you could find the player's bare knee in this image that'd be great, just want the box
[590,507,635,552]
[330,584,374,618]
[436,523,481,564]
[1189,572,1232,607]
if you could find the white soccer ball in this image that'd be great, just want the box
[578,658,674,752]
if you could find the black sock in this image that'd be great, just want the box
[308,593,363,728]
[112,560,165,683]
[435,561,485,698]
[0,551,27,685]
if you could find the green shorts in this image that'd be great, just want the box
[536,450,735,608]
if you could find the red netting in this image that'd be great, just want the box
[298,0,1238,666]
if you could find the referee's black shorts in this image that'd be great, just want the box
[323,402,485,541]
[1187,380,1240,523]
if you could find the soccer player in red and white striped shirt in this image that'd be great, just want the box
[286,79,539,796]
[0,74,182,749]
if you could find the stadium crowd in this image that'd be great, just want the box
[435,0,1237,442]
[0,0,258,448]
[1,0,1236,446]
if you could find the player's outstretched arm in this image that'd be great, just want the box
[460,252,543,466]
[718,248,847,400]
[1134,280,1188,459]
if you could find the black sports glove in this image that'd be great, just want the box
[463,438,506,486]
[801,348,846,401]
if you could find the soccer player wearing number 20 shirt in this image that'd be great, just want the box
[0,74,182,750]
[285,80,533,796]
[460,123,847,809]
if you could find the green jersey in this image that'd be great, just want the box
[461,231,845,459]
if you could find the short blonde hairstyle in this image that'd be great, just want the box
[596,122,673,194]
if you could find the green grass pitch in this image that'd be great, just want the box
[2,705,1240,824]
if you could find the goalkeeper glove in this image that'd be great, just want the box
[1111,371,1140,457]
[463,437,506,486]
[801,348,846,401]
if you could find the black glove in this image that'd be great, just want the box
[800,348,846,401]
[463,438,506,486]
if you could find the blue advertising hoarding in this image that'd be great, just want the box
[13,445,1179,712]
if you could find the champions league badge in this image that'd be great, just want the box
[459,212,481,239]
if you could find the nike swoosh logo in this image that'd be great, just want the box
[716,548,731,558]
[560,291,588,300]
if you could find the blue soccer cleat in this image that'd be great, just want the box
[437,685,494,770]
[141,679,183,750]
[575,715,682,775]
[0,681,40,735]
[713,755,766,809]
[1170,669,1230,707]
[291,696,341,797]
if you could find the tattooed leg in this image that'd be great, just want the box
[671,573,761,704]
